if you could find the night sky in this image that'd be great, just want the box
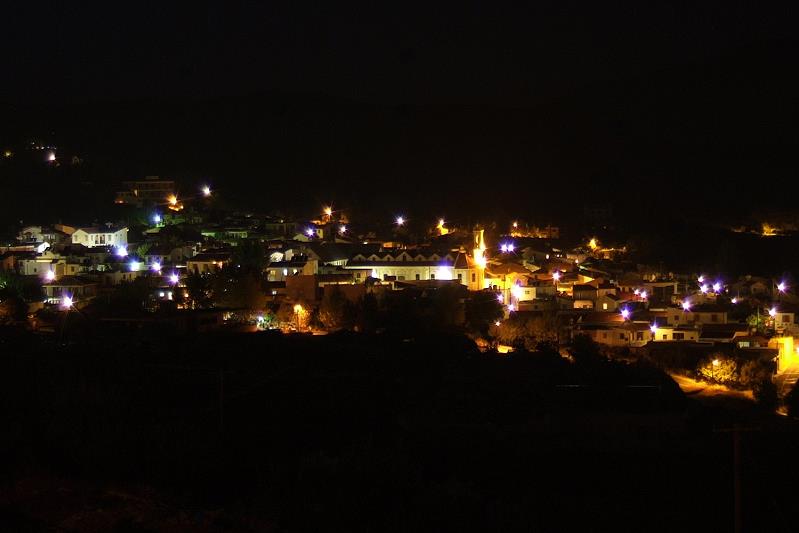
[2,3,799,224]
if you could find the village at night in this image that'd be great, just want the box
[5,3,799,531]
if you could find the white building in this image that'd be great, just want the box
[71,226,128,248]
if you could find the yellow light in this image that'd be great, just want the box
[3,150,11,158]
[293,304,304,314]
[324,206,333,217]
[167,194,178,206]
[512,221,518,228]
[588,238,598,250]
[712,359,720,367]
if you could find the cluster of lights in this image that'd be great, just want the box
[499,242,515,253]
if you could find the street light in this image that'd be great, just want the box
[61,295,73,309]
[395,215,405,226]
[293,303,305,331]
[202,185,212,197]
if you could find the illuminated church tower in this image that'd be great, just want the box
[470,228,486,291]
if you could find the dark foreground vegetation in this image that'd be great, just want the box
[2,327,799,532]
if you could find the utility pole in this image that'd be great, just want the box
[218,368,225,433]
[714,424,760,533]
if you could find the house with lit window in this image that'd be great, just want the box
[71,226,129,249]
[42,275,99,306]
[186,251,231,274]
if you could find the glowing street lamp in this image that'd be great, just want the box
[167,194,178,206]
[61,295,73,309]
[152,214,161,224]
[769,307,777,318]
[169,273,179,285]
[201,185,212,197]
[778,282,787,293]
[129,261,141,272]
[682,300,692,311]
[45,270,56,282]
[151,261,161,273]
[698,275,705,284]
[324,206,333,217]
[46,151,56,162]
[305,227,315,238]
[640,290,648,300]
[700,284,710,294]
[552,271,561,282]
[339,225,347,234]
[731,297,738,304]
[395,215,405,226]
[512,221,518,229]
[650,324,658,334]
[712,282,722,293]
[620,308,631,320]
[633,289,640,295]
[494,320,501,327]
[496,293,504,303]
[115,246,128,258]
